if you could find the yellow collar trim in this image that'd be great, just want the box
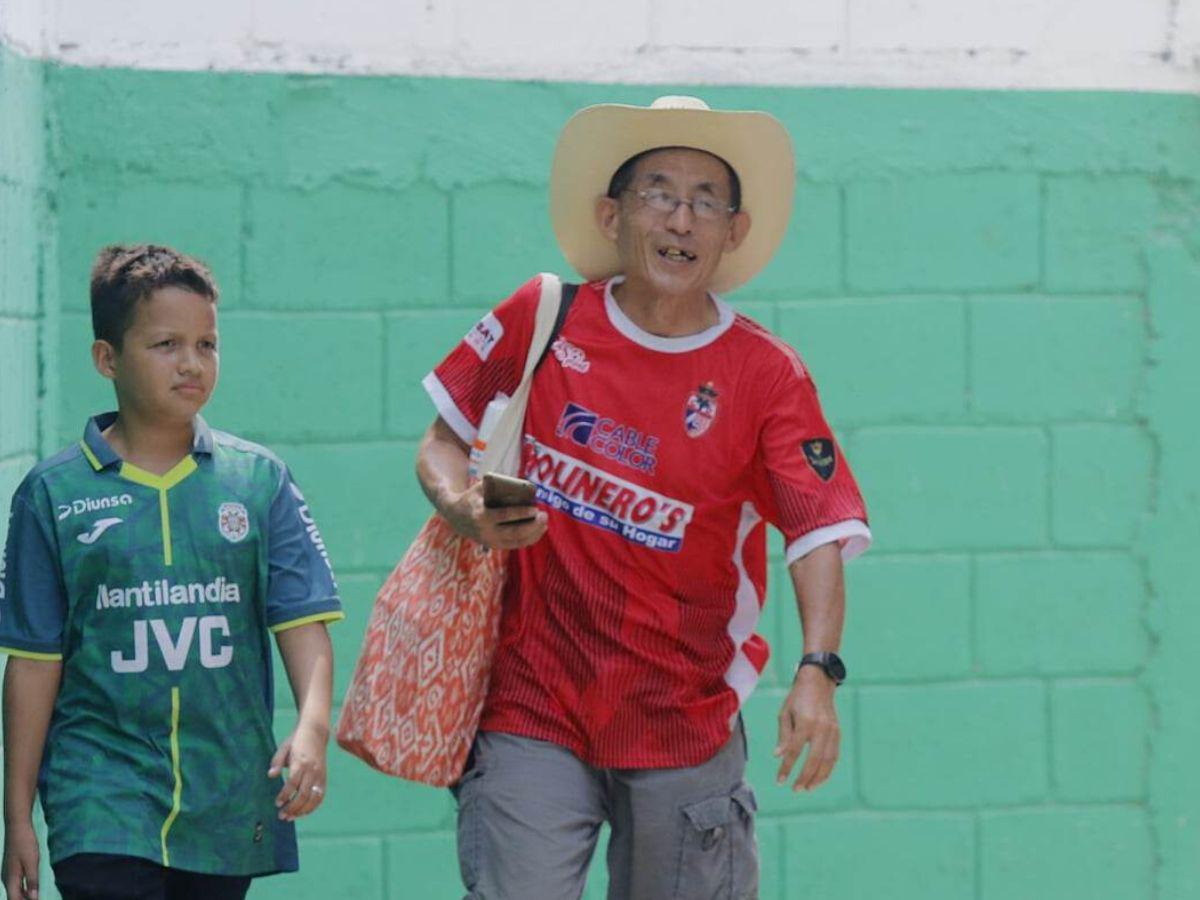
[119,455,198,491]
[79,440,104,472]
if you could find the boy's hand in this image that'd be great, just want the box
[268,723,328,822]
[2,820,40,900]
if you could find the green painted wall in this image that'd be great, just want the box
[0,43,48,529]
[0,38,55,899]
[2,54,1199,898]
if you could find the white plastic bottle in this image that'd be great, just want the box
[468,393,511,480]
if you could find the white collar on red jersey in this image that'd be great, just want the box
[603,277,735,354]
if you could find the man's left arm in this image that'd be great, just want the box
[774,541,845,792]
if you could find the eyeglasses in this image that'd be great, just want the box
[626,188,736,221]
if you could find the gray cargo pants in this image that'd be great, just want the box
[451,721,758,899]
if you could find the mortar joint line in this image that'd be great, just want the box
[851,676,865,808]
[1131,222,1169,900]
[1044,674,1057,806]
[836,182,849,294]
[1037,173,1049,293]
[973,810,983,900]
[962,293,974,418]
[1043,423,1057,550]
[238,180,251,310]
[966,553,979,677]
[378,309,389,437]
[35,52,56,461]
[446,186,457,304]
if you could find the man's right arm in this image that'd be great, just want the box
[415,416,547,550]
[3,656,62,900]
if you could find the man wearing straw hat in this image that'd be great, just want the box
[417,96,871,899]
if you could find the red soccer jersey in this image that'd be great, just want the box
[425,276,870,768]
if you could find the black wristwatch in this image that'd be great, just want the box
[796,652,846,685]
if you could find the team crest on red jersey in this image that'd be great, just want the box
[684,383,719,438]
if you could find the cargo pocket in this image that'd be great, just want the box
[673,783,759,899]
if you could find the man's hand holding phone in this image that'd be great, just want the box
[482,473,538,522]
[443,473,548,550]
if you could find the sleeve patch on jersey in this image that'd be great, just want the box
[465,312,504,362]
[802,439,837,482]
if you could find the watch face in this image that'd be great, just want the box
[828,655,847,682]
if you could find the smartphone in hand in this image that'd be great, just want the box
[481,473,538,525]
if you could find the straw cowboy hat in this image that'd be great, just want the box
[549,95,795,294]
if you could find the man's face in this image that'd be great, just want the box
[95,286,220,425]
[597,147,750,299]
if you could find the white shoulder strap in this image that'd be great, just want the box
[478,274,563,476]
[520,273,563,382]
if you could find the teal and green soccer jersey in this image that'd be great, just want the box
[0,412,343,876]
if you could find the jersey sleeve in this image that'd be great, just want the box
[422,275,542,443]
[753,356,871,564]
[265,466,344,633]
[0,478,68,659]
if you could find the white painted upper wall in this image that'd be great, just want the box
[0,0,46,55]
[2,0,1197,92]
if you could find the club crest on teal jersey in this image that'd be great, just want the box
[219,502,250,543]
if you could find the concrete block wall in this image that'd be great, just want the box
[2,2,1199,896]
[0,43,47,554]
[0,34,55,899]
[12,62,1194,898]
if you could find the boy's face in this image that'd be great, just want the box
[93,286,219,425]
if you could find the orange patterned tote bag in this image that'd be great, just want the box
[335,516,505,785]
[336,275,571,786]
